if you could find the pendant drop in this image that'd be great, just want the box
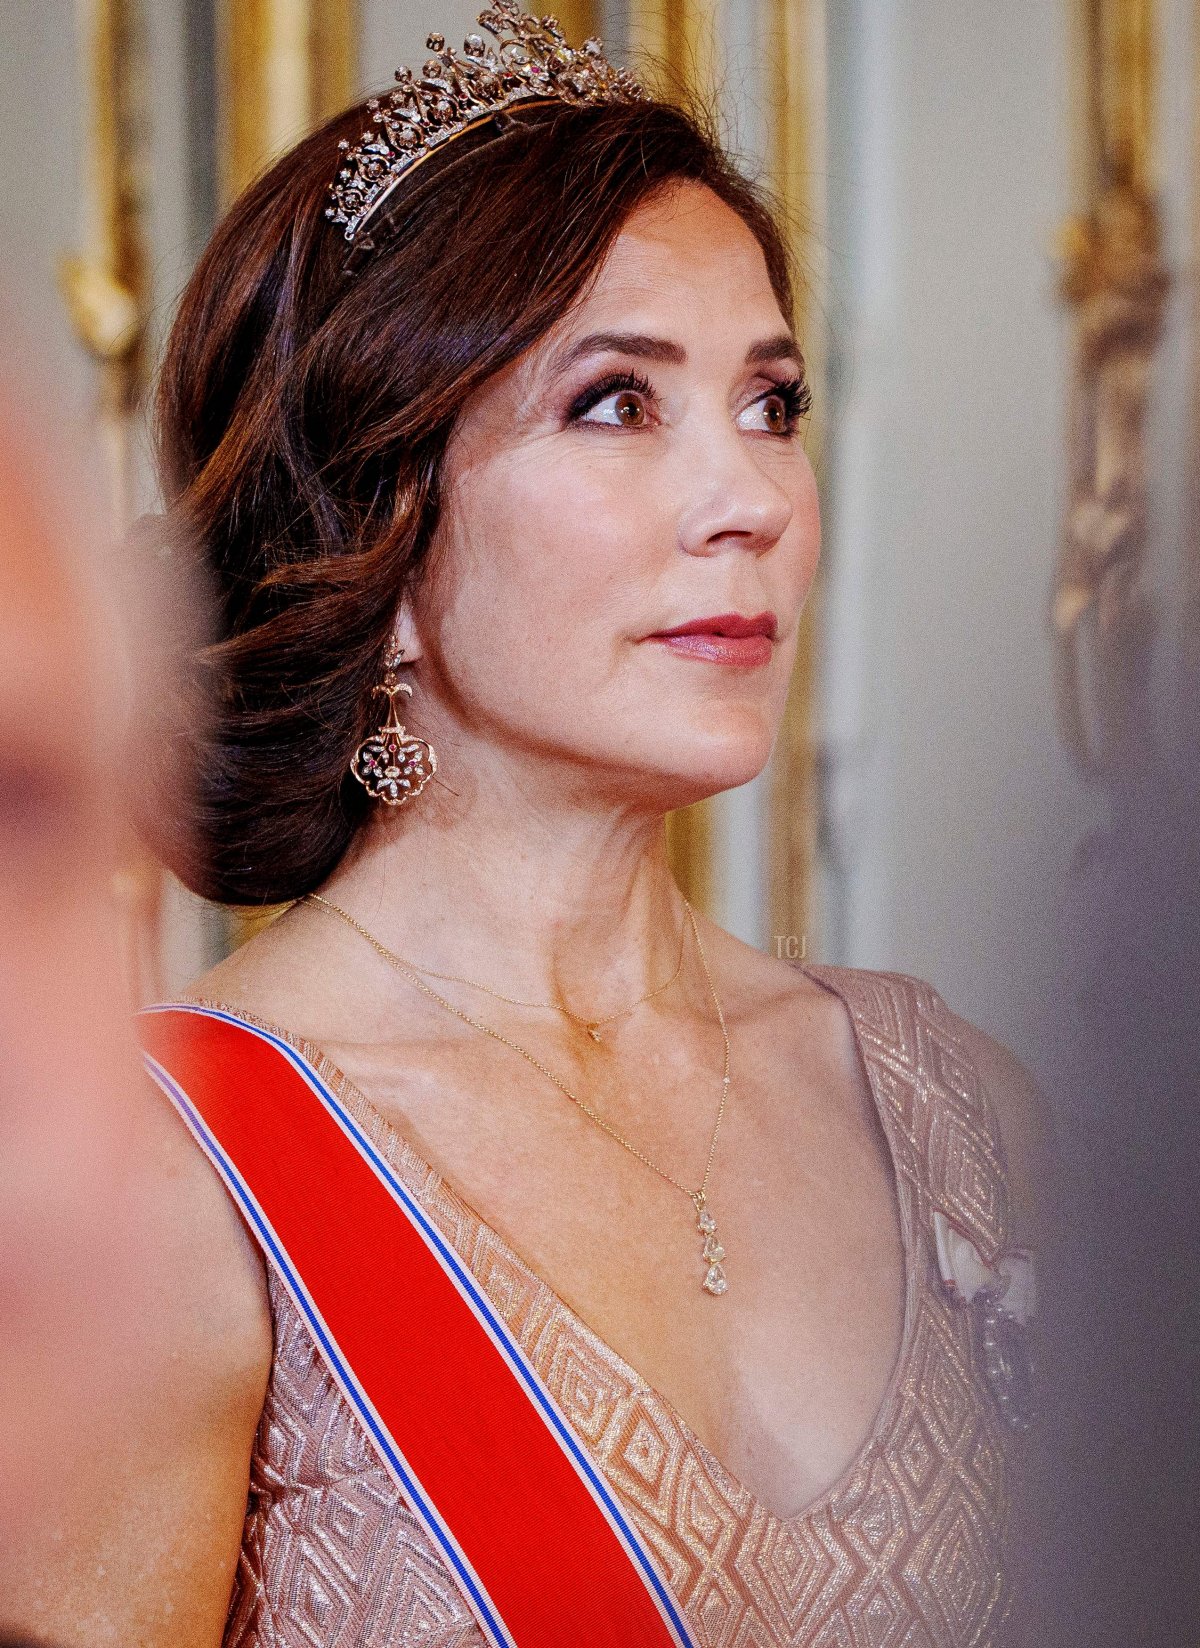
[694,1195,728,1295]
[585,1024,602,1043]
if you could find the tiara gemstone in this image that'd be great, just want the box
[325,1,647,243]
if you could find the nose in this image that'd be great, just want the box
[673,418,797,559]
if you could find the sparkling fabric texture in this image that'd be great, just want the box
[218,964,1027,1648]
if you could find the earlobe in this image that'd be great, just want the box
[390,596,425,662]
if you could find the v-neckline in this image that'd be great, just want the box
[189,960,919,1530]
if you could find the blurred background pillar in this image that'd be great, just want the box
[1026,3,1200,1640]
[57,0,165,1005]
[626,0,718,104]
[765,0,827,965]
[58,0,149,527]
[1054,0,1168,780]
[219,0,359,207]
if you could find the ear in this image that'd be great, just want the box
[389,592,424,662]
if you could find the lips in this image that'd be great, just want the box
[647,610,777,668]
[651,611,777,640]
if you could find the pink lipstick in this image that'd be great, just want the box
[647,611,776,668]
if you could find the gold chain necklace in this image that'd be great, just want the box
[305,892,733,1295]
[360,906,689,1043]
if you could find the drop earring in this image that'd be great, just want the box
[349,641,438,806]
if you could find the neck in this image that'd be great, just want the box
[315,748,699,1016]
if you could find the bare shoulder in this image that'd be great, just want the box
[127,1057,274,1397]
[697,921,874,1108]
[176,900,367,1045]
[753,949,1057,1252]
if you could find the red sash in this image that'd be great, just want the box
[140,1004,695,1648]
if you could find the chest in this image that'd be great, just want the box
[323,1009,909,1522]
[244,1252,1013,1648]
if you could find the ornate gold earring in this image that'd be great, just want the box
[350,641,438,806]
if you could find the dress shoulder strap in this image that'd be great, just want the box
[804,963,1012,1268]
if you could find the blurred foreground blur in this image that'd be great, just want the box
[0,369,192,1639]
[1026,628,1200,1646]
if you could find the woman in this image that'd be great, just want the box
[12,7,1046,1645]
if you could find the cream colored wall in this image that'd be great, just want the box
[819,0,1194,1074]
[819,0,1084,1050]
[0,0,92,435]
[362,0,484,85]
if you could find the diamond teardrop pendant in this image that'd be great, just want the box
[694,1194,728,1295]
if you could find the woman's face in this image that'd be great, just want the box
[416,179,821,813]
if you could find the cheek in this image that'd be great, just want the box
[770,457,822,624]
[430,462,659,689]
[798,471,822,583]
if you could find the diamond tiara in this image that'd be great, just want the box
[326,2,648,245]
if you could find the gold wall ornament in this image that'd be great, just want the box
[58,0,164,1004]
[545,0,598,51]
[1054,0,1168,775]
[766,0,826,954]
[58,0,151,526]
[218,0,359,207]
[626,0,718,105]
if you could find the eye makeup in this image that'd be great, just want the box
[565,367,812,436]
[761,375,812,430]
[566,368,655,423]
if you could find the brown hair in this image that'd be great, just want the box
[151,92,796,906]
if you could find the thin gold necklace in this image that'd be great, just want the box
[363,904,689,1044]
[305,892,733,1295]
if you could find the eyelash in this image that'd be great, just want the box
[567,369,813,437]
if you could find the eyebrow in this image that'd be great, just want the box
[549,329,806,376]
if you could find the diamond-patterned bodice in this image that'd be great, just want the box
[215,964,1027,1647]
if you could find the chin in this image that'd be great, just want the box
[629,726,776,808]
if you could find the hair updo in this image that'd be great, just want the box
[150,89,797,907]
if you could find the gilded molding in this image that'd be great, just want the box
[1054,0,1167,772]
[219,0,359,207]
[58,0,163,1003]
[58,0,151,521]
[626,0,717,104]
[766,0,826,951]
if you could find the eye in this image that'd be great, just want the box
[740,376,813,438]
[567,369,657,429]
